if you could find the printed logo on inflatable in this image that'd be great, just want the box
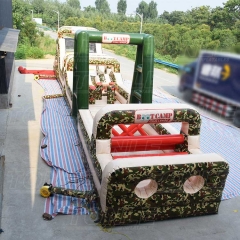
[135,109,174,123]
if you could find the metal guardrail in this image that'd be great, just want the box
[154,58,191,72]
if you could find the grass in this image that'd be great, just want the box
[102,44,196,74]
[38,35,56,56]
[15,34,56,59]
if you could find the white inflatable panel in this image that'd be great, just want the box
[59,38,66,70]
[79,110,93,139]
[96,139,111,154]
[97,153,112,171]
[188,135,200,149]
[67,71,73,92]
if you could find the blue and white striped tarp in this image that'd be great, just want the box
[37,79,62,96]
[37,80,97,218]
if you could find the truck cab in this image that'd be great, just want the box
[179,60,197,92]
[179,51,240,127]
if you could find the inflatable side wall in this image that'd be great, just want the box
[99,154,228,226]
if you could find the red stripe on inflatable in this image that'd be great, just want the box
[111,144,177,152]
[111,134,185,152]
[112,152,188,159]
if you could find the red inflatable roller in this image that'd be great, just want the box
[18,66,55,76]
[113,151,188,159]
[111,134,185,152]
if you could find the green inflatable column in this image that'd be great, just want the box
[130,44,143,103]
[142,34,154,104]
[72,30,90,117]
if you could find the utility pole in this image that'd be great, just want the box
[53,10,59,30]
[136,12,143,34]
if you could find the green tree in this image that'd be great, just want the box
[84,6,96,12]
[224,0,240,20]
[136,1,149,19]
[12,0,31,29]
[209,7,232,29]
[117,0,127,15]
[19,20,38,46]
[67,0,81,9]
[148,1,158,19]
[12,0,38,46]
[95,0,111,13]
[186,6,211,25]
[160,11,186,25]
[212,28,237,50]
[31,0,45,15]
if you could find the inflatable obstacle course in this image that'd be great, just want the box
[40,29,229,226]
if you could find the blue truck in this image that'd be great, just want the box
[179,50,240,127]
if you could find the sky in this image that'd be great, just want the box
[80,0,225,14]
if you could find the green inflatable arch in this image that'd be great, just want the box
[72,31,154,116]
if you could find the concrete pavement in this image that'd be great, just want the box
[0,58,239,240]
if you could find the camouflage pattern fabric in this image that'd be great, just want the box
[99,202,221,226]
[64,54,74,71]
[77,115,102,181]
[152,124,171,135]
[90,138,102,181]
[117,85,129,101]
[91,76,97,86]
[98,70,106,82]
[43,94,64,99]
[95,84,103,100]
[58,28,72,38]
[109,71,116,82]
[53,43,60,79]
[38,75,56,80]
[173,109,201,136]
[49,186,97,202]
[95,108,201,139]
[90,58,120,73]
[175,132,190,153]
[96,110,135,139]
[64,57,120,73]
[57,27,97,39]
[98,161,229,226]
[89,86,96,104]
[107,86,115,104]
[66,57,74,71]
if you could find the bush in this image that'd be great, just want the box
[27,47,44,59]
[15,44,44,59]
[15,45,27,59]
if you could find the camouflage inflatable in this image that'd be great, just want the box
[75,104,229,226]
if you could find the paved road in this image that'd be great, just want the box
[0,34,239,240]
[102,49,233,126]
[44,30,58,40]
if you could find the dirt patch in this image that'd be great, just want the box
[44,54,55,59]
